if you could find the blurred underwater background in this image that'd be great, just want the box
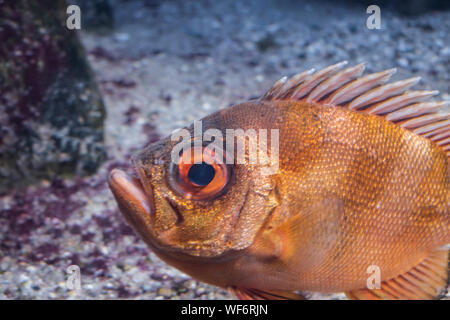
[0,0,449,299]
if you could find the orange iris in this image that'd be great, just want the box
[171,146,230,200]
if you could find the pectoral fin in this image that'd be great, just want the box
[251,197,344,261]
[229,286,306,300]
[346,248,449,300]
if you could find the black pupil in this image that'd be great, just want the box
[188,162,215,186]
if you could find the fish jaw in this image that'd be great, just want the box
[108,168,156,244]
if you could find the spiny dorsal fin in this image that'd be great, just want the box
[261,62,450,158]
[345,248,449,300]
[307,63,366,102]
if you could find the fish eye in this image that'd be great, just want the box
[170,146,230,200]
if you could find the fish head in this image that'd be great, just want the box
[108,102,280,261]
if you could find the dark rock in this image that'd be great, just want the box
[256,34,278,52]
[0,0,106,193]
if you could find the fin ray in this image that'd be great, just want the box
[325,68,396,105]
[385,102,447,122]
[348,77,420,110]
[366,90,440,115]
[306,63,365,102]
[292,61,348,100]
[229,286,306,300]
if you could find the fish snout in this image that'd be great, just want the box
[108,168,154,221]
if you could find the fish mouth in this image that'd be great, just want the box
[108,167,154,220]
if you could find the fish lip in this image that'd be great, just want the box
[108,166,153,217]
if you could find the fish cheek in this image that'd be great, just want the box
[173,206,231,246]
[145,184,240,256]
[224,172,282,253]
[152,194,180,233]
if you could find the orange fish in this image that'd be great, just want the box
[109,61,449,300]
